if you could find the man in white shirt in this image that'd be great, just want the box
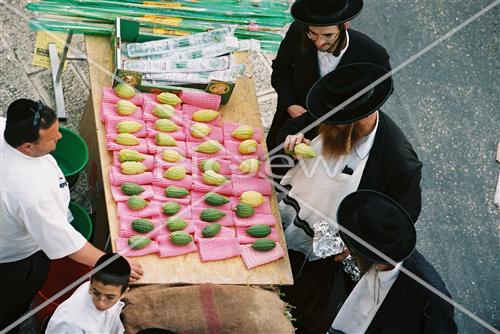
[46,253,131,334]
[277,63,422,333]
[267,0,392,153]
[328,190,457,333]
[0,99,143,333]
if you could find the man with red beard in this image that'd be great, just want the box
[267,0,392,153]
[276,63,422,333]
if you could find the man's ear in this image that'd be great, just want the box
[18,142,34,153]
[343,21,350,30]
[18,143,33,150]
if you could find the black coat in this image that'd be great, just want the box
[276,110,422,223]
[278,111,423,333]
[267,22,391,151]
[367,250,458,334]
[327,251,458,334]
[284,251,458,334]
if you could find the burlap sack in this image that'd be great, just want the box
[122,284,294,334]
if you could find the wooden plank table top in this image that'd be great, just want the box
[83,35,293,285]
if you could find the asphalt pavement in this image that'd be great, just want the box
[1,0,498,333]
[352,1,499,332]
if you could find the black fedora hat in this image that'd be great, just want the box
[337,190,416,264]
[306,63,393,125]
[291,0,363,26]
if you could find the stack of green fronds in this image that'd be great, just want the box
[26,0,292,52]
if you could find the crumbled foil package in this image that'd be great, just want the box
[312,220,345,258]
[342,254,361,282]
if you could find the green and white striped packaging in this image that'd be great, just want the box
[123,55,232,73]
[145,64,246,85]
[144,41,239,61]
[126,27,233,58]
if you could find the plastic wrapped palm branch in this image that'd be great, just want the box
[26,0,291,51]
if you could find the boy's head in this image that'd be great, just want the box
[90,253,131,312]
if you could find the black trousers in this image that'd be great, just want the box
[0,251,50,334]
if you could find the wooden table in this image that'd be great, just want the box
[80,36,293,285]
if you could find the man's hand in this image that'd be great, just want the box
[284,133,311,156]
[125,257,144,282]
[287,105,307,118]
[334,248,350,262]
[69,243,144,281]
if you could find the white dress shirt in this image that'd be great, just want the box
[0,117,86,262]
[46,281,125,334]
[281,112,379,260]
[330,263,402,333]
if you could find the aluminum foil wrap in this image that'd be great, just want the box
[342,254,361,282]
[312,220,345,258]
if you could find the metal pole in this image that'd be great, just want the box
[56,32,73,83]
[48,32,75,120]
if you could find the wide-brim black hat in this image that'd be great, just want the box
[291,0,363,26]
[306,63,393,124]
[337,190,416,264]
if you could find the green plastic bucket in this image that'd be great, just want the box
[69,201,93,240]
[51,126,89,188]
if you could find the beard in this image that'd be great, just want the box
[326,26,347,55]
[354,253,375,276]
[319,122,364,159]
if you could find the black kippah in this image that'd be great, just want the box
[95,253,131,277]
